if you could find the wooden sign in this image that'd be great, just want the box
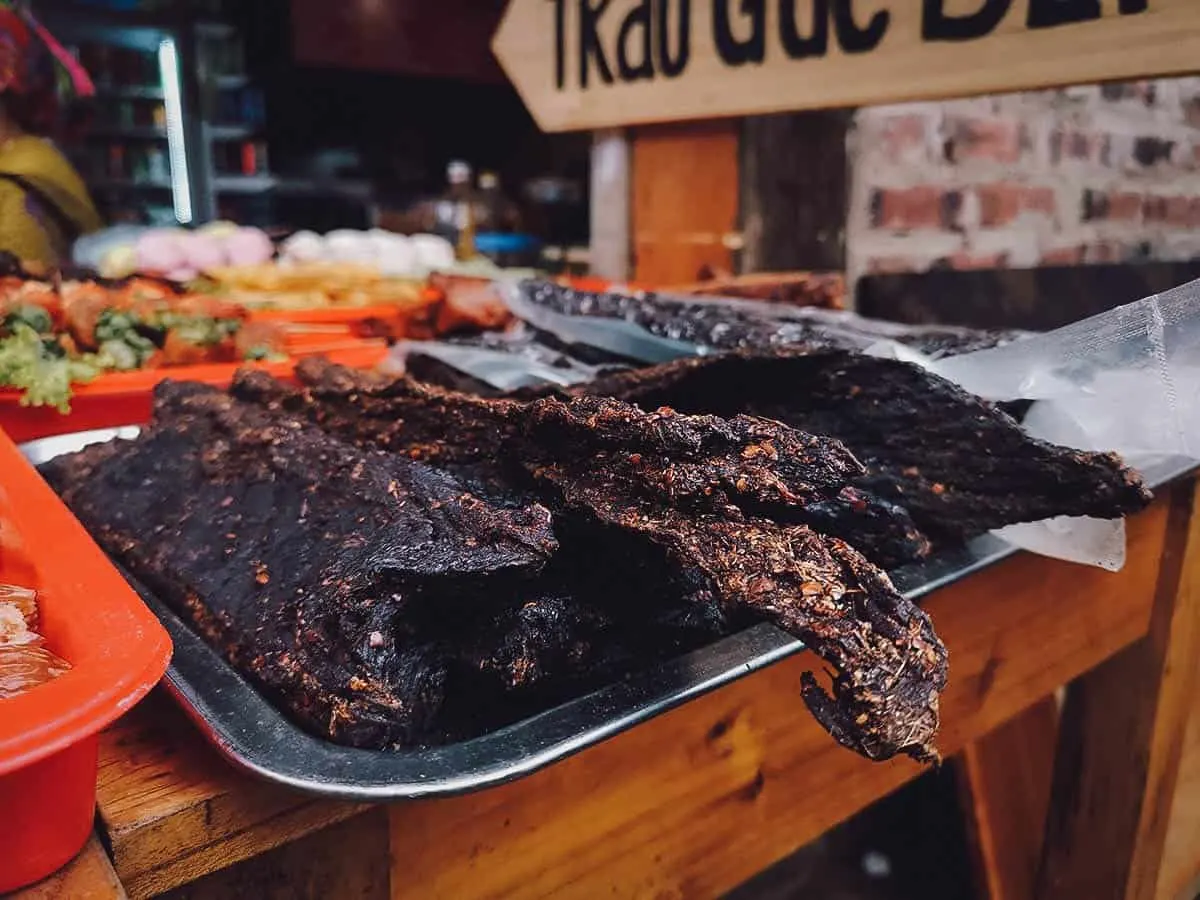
[492,0,1200,132]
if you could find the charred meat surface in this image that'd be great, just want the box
[577,349,1152,542]
[236,361,930,567]
[526,445,947,762]
[234,361,949,762]
[41,382,558,748]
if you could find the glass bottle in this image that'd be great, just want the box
[434,160,477,261]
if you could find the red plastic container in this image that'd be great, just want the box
[0,428,172,893]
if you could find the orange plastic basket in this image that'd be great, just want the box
[0,429,173,892]
[0,343,389,443]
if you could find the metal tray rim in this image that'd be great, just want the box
[20,428,1195,800]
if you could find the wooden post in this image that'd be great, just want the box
[740,111,851,275]
[1036,481,1200,900]
[956,697,1058,900]
[1157,701,1200,899]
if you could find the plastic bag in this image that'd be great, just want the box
[390,338,610,392]
[501,283,700,364]
[927,278,1200,569]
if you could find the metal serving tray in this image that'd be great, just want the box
[20,428,1195,800]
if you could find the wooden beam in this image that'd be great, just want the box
[387,497,1171,900]
[740,111,851,275]
[1037,482,1200,900]
[956,696,1058,900]
[154,809,390,900]
[631,121,739,285]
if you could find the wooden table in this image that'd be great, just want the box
[13,482,1200,900]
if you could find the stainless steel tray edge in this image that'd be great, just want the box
[20,429,1195,800]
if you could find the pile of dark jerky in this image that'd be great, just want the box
[47,358,964,763]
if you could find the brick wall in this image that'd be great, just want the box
[846,78,1200,288]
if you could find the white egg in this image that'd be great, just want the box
[281,230,327,264]
[325,230,376,264]
[369,232,417,276]
[409,234,456,270]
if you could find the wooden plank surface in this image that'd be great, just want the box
[10,836,127,900]
[957,696,1058,900]
[95,692,365,899]
[1037,482,1200,900]
[157,808,390,900]
[1158,698,1200,899]
[387,497,1171,900]
[492,0,1200,132]
[631,121,739,285]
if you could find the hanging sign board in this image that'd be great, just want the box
[492,0,1200,132]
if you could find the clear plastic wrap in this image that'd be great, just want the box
[934,278,1200,464]
[924,278,1200,569]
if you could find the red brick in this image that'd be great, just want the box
[870,186,944,230]
[977,184,1020,226]
[1083,241,1128,264]
[1040,246,1084,266]
[1143,195,1193,226]
[1064,130,1099,162]
[865,256,917,275]
[1165,196,1192,227]
[943,251,1008,270]
[878,114,931,163]
[1051,129,1111,166]
[1023,186,1056,215]
[976,183,1056,227]
[1109,192,1143,222]
[945,117,1022,164]
[1186,98,1200,130]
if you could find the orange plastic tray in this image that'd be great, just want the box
[247,302,425,326]
[0,428,173,892]
[0,343,389,443]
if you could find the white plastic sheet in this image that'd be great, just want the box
[928,278,1200,569]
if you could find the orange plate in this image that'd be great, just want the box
[0,343,389,443]
[0,427,173,891]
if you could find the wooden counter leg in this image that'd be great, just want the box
[1036,481,1200,900]
[956,696,1058,900]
